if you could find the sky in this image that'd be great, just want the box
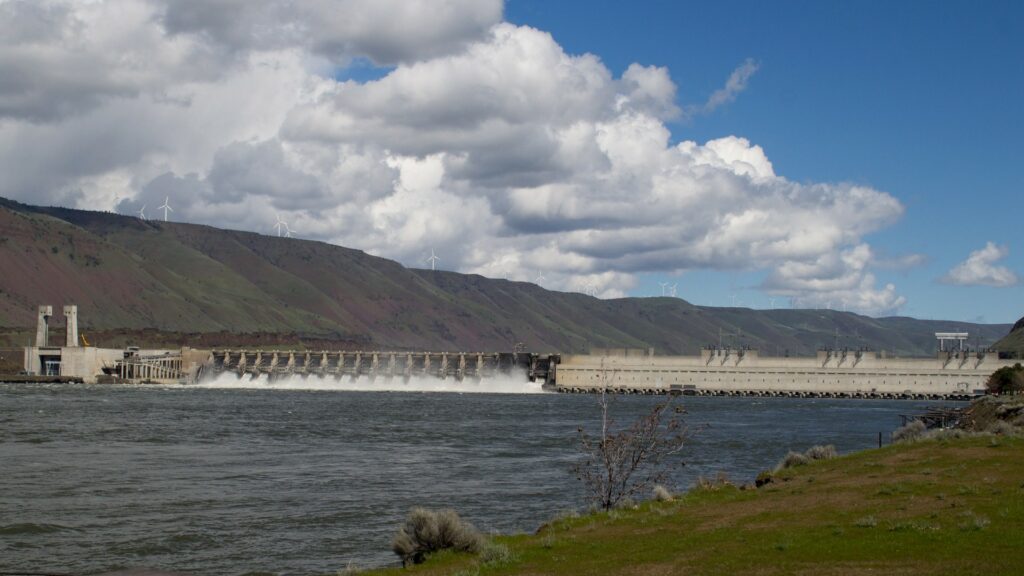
[0,0,1020,323]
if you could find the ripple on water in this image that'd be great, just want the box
[0,522,77,535]
[0,384,956,574]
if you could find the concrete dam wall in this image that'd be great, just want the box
[553,348,1016,400]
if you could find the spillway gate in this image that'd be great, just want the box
[206,350,558,384]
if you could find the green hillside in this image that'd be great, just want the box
[367,435,1024,576]
[994,317,1024,356]
[0,197,1013,355]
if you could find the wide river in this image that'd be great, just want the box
[0,379,959,575]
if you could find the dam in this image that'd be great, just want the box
[15,304,1018,399]
[552,347,1012,400]
[205,349,556,384]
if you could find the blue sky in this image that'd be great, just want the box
[1,0,1019,324]
[507,0,1023,323]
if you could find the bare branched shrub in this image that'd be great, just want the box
[653,484,674,502]
[572,385,689,511]
[391,507,483,567]
[804,444,837,461]
[614,496,638,510]
[892,420,927,443]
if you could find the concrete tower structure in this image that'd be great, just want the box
[36,305,52,347]
[64,305,79,347]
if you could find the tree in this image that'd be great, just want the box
[987,363,1024,395]
[572,361,689,510]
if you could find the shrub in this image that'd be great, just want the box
[854,515,878,528]
[573,391,689,510]
[653,484,674,502]
[892,420,927,443]
[773,444,839,472]
[774,451,809,472]
[805,444,837,461]
[694,471,734,491]
[479,541,516,566]
[335,562,361,575]
[987,363,1024,395]
[986,420,1016,436]
[391,507,484,567]
[755,469,774,487]
[614,496,638,510]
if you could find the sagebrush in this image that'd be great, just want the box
[391,507,483,567]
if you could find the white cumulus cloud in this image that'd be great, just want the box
[942,242,1019,287]
[0,0,908,315]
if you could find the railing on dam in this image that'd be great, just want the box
[206,350,559,384]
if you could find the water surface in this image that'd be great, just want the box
[0,382,955,575]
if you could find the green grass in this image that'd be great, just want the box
[361,436,1024,575]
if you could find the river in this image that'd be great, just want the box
[0,380,958,575]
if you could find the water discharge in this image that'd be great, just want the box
[196,370,547,394]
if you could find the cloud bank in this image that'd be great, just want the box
[0,0,907,315]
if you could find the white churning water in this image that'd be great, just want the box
[195,370,548,394]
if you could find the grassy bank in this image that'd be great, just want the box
[364,434,1024,575]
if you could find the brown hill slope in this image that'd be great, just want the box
[994,316,1024,356]
[0,197,1012,355]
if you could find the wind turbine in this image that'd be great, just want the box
[426,249,440,271]
[730,293,738,307]
[669,283,678,297]
[659,282,668,296]
[158,196,172,222]
[535,271,546,285]
[274,215,287,237]
[138,205,147,220]
[769,298,776,310]
[283,222,294,238]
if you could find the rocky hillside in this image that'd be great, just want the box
[0,197,1012,355]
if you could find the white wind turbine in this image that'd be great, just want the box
[669,283,678,297]
[769,298,776,310]
[658,281,668,296]
[426,248,440,271]
[158,196,173,222]
[138,205,147,220]
[535,271,546,285]
[274,215,287,237]
[283,222,295,238]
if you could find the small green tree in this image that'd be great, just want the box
[986,363,1024,395]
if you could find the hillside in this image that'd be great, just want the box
[994,316,1024,356]
[367,435,1024,576]
[0,197,1013,355]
